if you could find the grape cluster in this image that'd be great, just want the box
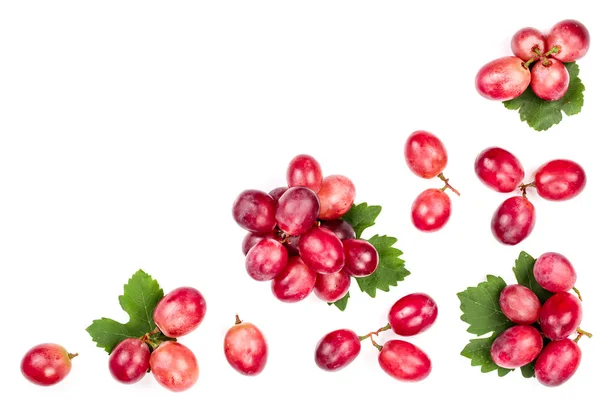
[404,131,460,232]
[491,252,589,386]
[233,155,379,303]
[109,287,206,392]
[474,147,586,245]
[315,292,437,382]
[476,20,590,102]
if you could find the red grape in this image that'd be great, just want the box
[224,316,268,376]
[320,219,356,241]
[314,269,351,302]
[232,189,277,233]
[342,239,379,277]
[271,256,317,302]
[546,19,590,62]
[474,147,524,193]
[241,231,277,255]
[490,325,543,368]
[153,287,206,338]
[298,226,345,274]
[245,238,288,281]
[269,186,288,201]
[378,340,431,382]
[317,175,356,220]
[284,234,300,256]
[534,159,586,201]
[475,56,531,101]
[275,186,320,236]
[287,154,323,193]
[150,342,198,392]
[533,252,577,292]
[499,284,541,325]
[21,343,75,386]
[109,338,150,384]
[511,27,546,61]
[388,293,438,336]
[491,196,535,245]
[535,339,581,387]
[411,188,451,232]
[315,329,361,371]
[404,130,447,179]
[539,292,582,340]
[531,59,570,101]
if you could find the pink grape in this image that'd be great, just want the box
[531,59,570,101]
[269,186,288,201]
[388,293,438,336]
[511,27,546,61]
[320,219,356,241]
[490,325,544,368]
[474,147,524,193]
[241,231,277,255]
[534,159,586,201]
[404,130,447,179]
[232,189,277,233]
[287,154,323,192]
[298,227,345,274]
[475,56,531,101]
[539,292,582,340]
[271,256,317,302]
[547,19,590,62]
[275,186,320,236]
[245,238,288,281]
[533,252,577,292]
[109,338,150,384]
[315,329,361,371]
[153,287,207,338]
[342,239,379,277]
[499,284,541,325]
[224,316,268,376]
[411,188,451,232]
[491,196,535,245]
[150,342,198,392]
[535,339,581,387]
[21,343,75,386]
[378,340,431,382]
[317,175,356,220]
[314,269,351,302]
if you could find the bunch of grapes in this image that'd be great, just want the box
[404,131,460,232]
[475,147,586,245]
[232,154,379,303]
[315,292,437,382]
[476,20,590,102]
[491,252,591,386]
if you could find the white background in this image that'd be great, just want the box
[0,1,598,398]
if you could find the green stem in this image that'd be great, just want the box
[438,173,461,196]
[370,336,383,351]
[524,57,536,68]
[573,287,582,301]
[359,323,391,341]
[545,45,561,57]
[575,328,593,343]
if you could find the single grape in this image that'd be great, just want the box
[490,325,543,368]
[275,186,320,236]
[535,339,581,387]
[411,188,451,232]
[21,343,75,386]
[245,238,288,281]
[475,56,531,101]
[317,175,356,220]
[511,27,546,61]
[315,329,361,371]
[284,234,300,256]
[533,252,577,292]
[342,239,379,277]
[534,159,586,201]
[153,287,206,338]
[378,340,431,382]
[224,315,268,376]
[388,293,438,336]
[314,269,351,302]
[499,284,541,325]
[298,226,345,274]
[232,189,277,233]
[109,338,150,384]
[320,219,356,241]
[241,231,277,255]
[531,59,570,101]
[287,154,323,192]
[474,147,524,193]
[404,130,447,179]
[546,19,590,62]
[268,186,288,202]
[539,292,582,340]
[150,342,198,392]
[491,196,535,245]
[271,256,317,302]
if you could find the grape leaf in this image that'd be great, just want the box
[461,335,512,377]
[356,235,409,297]
[86,270,167,353]
[330,291,350,311]
[503,62,585,131]
[512,251,553,303]
[521,361,536,378]
[341,203,382,238]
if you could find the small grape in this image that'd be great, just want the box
[150,342,198,392]
[534,159,586,201]
[404,130,447,179]
[315,329,361,371]
[224,316,268,376]
[21,343,75,386]
[491,196,535,245]
[539,292,582,341]
[411,188,451,232]
[109,338,150,384]
[533,252,577,292]
[320,219,356,241]
[388,293,438,336]
[314,269,351,302]
[342,239,379,277]
[499,284,541,325]
[490,325,543,368]
[275,186,320,236]
[268,186,288,202]
[378,340,431,382]
[153,287,207,338]
[474,147,524,193]
[535,339,581,387]
[317,175,356,220]
[245,238,288,281]
[475,56,531,101]
[511,27,546,61]
[287,154,323,192]
[232,189,277,233]
[547,19,590,62]
[298,226,345,274]
[531,59,570,101]
[271,256,316,302]
[241,231,277,255]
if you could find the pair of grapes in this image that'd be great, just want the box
[491,252,590,386]
[476,19,590,102]
[405,131,460,232]
[315,292,438,382]
[233,154,380,304]
[475,147,586,245]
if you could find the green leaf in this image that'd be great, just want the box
[513,251,553,303]
[86,270,165,353]
[460,335,513,377]
[521,361,535,378]
[503,62,585,131]
[341,203,382,238]
[355,235,409,297]
[457,275,513,336]
[329,291,350,311]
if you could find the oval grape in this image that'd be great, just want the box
[241,231,277,255]
[475,56,531,101]
[388,293,438,336]
[539,292,582,341]
[474,147,524,193]
[511,27,546,61]
[320,219,356,241]
[268,186,288,202]
[342,239,379,277]
[533,252,577,292]
[287,154,323,192]
[547,19,590,62]
[531,59,570,101]
[378,340,431,382]
[404,130,447,179]
[411,188,451,232]
[317,175,356,220]
[271,256,317,302]
[315,329,361,372]
[491,196,535,245]
[275,186,320,236]
[534,159,586,201]
[109,338,150,384]
[224,316,268,376]
[535,339,581,387]
[150,342,198,392]
[490,325,544,368]
[314,269,351,302]
[21,343,74,386]
[245,238,288,281]
[298,226,345,274]
[232,189,277,233]
[153,287,207,338]
[499,284,541,325]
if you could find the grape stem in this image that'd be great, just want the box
[524,54,538,68]
[519,181,536,198]
[573,287,582,301]
[574,328,593,343]
[235,314,242,325]
[370,336,383,352]
[358,323,391,341]
[545,45,561,57]
[68,352,79,360]
[438,173,461,196]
